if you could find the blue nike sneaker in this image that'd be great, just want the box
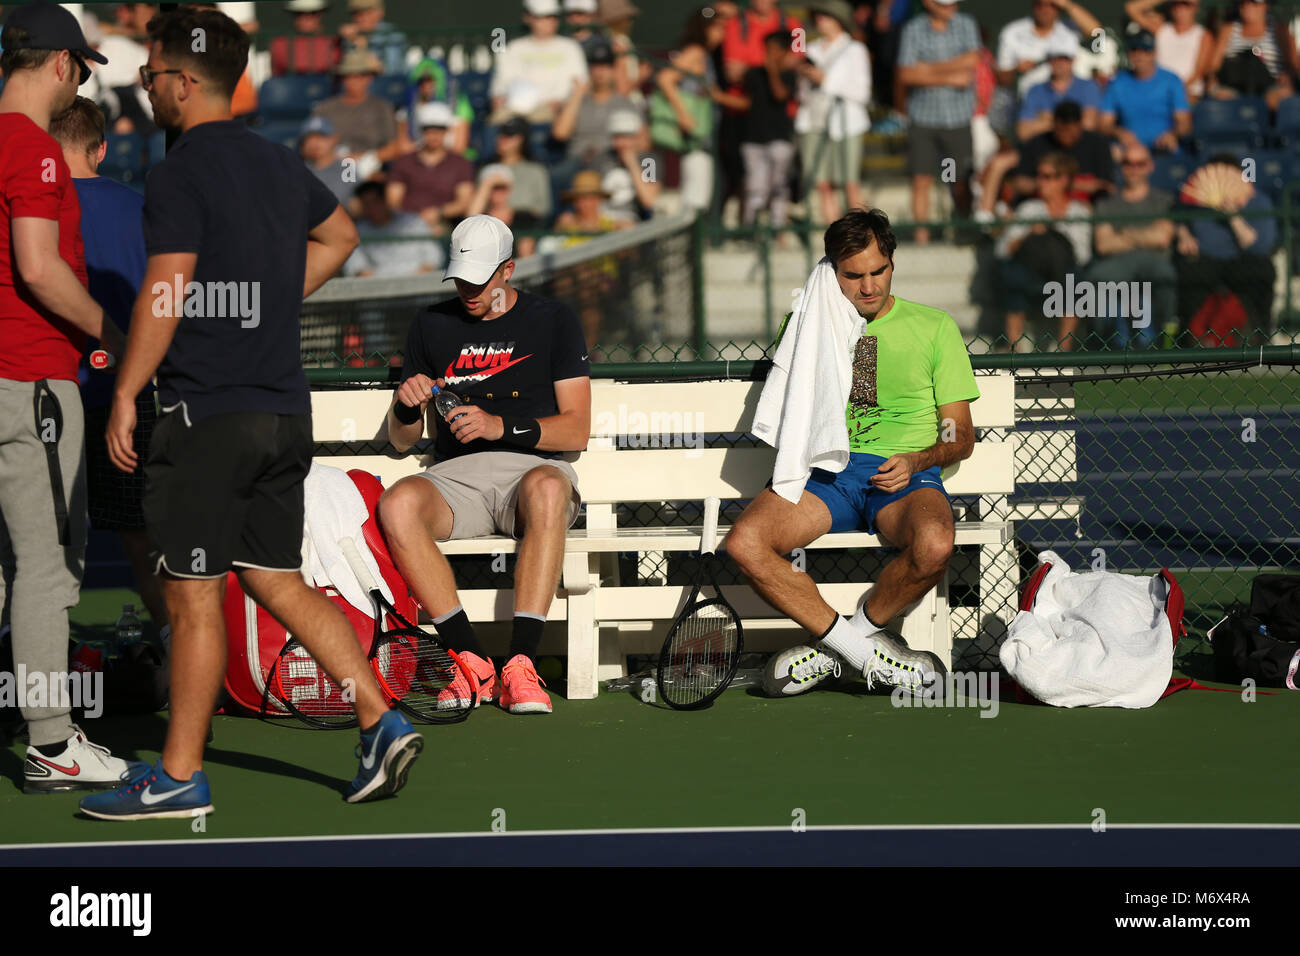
[78,760,214,821]
[345,710,423,804]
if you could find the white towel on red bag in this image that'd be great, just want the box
[752,257,864,503]
[301,462,394,615]
[999,550,1176,708]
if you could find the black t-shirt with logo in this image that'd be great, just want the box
[400,290,590,461]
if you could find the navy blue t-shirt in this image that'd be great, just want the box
[73,176,147,410]
[400,291,589,461]
[142,120,338,422]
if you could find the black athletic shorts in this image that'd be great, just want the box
[85,396,158,532]
[143,410,311,578]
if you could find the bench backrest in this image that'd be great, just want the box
[311,373,1017,500]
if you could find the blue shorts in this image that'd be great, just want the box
[804,452,949,535]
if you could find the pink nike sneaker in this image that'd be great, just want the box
[498,654,552,715]
[437,651,498,710]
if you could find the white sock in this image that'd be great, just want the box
[850,601,884,637]
[819,616,876,674]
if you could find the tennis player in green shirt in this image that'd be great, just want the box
[725,208,981,696]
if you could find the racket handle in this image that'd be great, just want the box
[89,349,116,370]
[339,537,379,594]
[701,496,721,555]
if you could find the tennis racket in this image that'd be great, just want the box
[656,496,744,710]
[264,637,359,729]
[339,537,473,724]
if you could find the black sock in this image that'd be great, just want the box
[508,613,545,663]
[432,607,485,659]
[32,741,68,758]
[360,718,380,735]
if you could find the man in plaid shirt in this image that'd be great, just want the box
[898,0,980,244]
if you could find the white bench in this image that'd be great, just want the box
[310,372,1017,698]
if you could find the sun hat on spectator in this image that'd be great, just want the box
[566,0,599,12]
[525,0,563,16]
[348,0,382,12]
[299,115,335,141]
[810,0,855,31]
[416,101,455,129]
[931,0,960,5]
[1048,35,1078,59]
[564,169,612,201]
[335,49,381,75]
[608,110,641,136]
[445,215,516,284]
[287,0,330,12]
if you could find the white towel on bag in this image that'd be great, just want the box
[301,463,395,615]
[999,551,1177,708]
[752,256,865,503]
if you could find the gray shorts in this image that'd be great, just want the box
[416,451,581,540]
[906,124,973,180]
[799,131,864,187]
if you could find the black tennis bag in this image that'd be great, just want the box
[1210,574,1300,688]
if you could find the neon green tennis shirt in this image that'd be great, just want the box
[774,295,979,457]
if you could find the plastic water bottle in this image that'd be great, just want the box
[431,384,468,424]
[114,604,143,659]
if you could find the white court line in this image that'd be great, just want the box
[3,822,1299,852]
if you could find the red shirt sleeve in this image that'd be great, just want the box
[6,130,65,221]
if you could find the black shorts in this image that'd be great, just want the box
[143,410,311,578]
[907,124,973,180]
[85,396,158,532]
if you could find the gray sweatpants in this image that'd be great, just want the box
[0,377,87,747]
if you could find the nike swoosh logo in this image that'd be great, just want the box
[442,353,533,382]
[33,756,80,776]
[459,247,471,252]
[140,782,197,806]
[512,426,531,435]
[361,737,378,770]
[580,354,588,360]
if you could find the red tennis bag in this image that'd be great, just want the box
[221,469,418,717]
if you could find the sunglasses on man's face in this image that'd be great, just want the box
[69,52,90,86]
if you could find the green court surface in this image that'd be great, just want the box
[2,594,1296,845]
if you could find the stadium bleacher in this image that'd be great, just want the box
[256,73,333,122]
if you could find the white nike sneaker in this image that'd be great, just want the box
[762,644,844,697]
[24,726,147,794]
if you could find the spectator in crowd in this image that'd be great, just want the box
[598,0,650,98]
[0,0,136,791]
[345,181,445,277]
[310,49,402,166]
[555,169,629,233]
[897,0,978,244]
[386,101,475,231]
[592,109,660,222]
[740,29,798,230]
[1087,141,1176,347]
[862,0,912,119]
[1175,154,1278,344]
[554,169,631,347]
[1100,27,1190,152]
[565,0,603,45]
[272,0,341,76]
[49,95,171,649]
[93,2,155,136]
[487,115,553,223]
[1125,0,1212,103]
[995,0,1100,97]
[1016,34,1100,140]
[970,23,1000,179]
[996,151,1092,350]
[491,0,588,124]
[721,0,801,85]
[339,0,406,78]
[796,2,871,225]
[1207,0,1298,108]
[980,100,1112,217]
[298,115,355,208]
[552,34,637,166]
[397,57,472,156]
[654,7,747,214]
[466,164,540,258]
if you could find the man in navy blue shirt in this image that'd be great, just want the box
[80,7,422,821]
[50,95,169,646]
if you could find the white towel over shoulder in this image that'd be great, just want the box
[752,256,864,502]
[301,463,395,616]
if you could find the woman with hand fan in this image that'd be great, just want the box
[1173,153,1279,346]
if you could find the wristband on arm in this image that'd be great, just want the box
[393,400,423,425]
[500,415,541,449]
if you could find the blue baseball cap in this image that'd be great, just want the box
[300,116,335,139]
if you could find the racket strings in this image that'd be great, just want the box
[662,602,741,706]
[371,625,469,723]
[270,641,359,729]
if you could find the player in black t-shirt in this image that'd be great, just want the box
[80,9,422,822]
[382,215,592,715]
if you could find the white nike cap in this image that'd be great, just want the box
[444,215,515,285]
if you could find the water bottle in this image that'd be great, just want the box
[114,604,143,659]
[431,384,468,424]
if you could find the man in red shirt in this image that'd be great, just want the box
[0,0,132,794]
[722,0,803,85]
